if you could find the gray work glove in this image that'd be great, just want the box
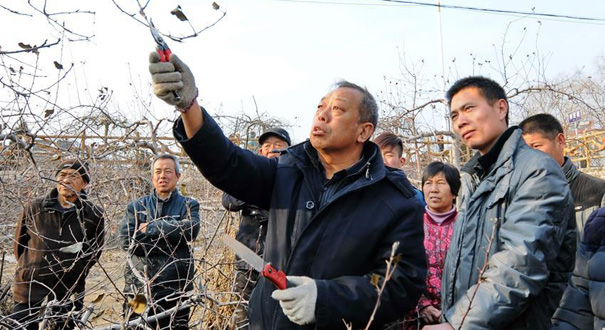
[271,276,317,325]
[148,52,197,110]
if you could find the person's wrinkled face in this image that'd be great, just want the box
[260,136,288,159]
[450,87,508,155]
[152,158,180,195]
[310,87,371,153]
[522,132,565,166]
[380,145,405,169]
[423,171,456,214]
[56,169,87,199]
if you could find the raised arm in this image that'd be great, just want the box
[149,52,277,209]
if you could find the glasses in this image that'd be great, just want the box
[56,171,83,181]
[261,141,287,150]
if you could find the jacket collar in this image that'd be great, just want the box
[43,188,86,210]
[462,126,518,179]
[152,188,180,203]
[561,156,580,183]
[287,140,386,184]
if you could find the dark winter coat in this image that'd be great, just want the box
[222,192,269,263]
[441,128,576,330]
[13,188,105,304]
[552,207,605,330]
[120,189,200,298]
[173,109,426,330]
[562,157,605,240]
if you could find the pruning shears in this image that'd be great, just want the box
[147,18,181,102]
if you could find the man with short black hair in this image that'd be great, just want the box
[520,113,605,238]
[425,76,576,330]
[222,127,290,329]
[373,132,424,204]
[11,159,105,330]
[148,52,426,330]
[120,154,200,330]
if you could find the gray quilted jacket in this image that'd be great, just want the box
[441,128,576,330]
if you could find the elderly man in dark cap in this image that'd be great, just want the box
[10,159,105,330]
[222,127,291,329]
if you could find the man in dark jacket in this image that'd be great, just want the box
[551,206,605,330]
[426,77,576,330]
[120,154,200,330]
[148,52,426,330]
[520,113,605,239]
[10,159,105,330]
[222,127,291,328]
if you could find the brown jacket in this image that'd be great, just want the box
[13,188,105,303]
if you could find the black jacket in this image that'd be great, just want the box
[13,188,105,304]
[552,207,605,330]
[222,192,269,260]
[562,157,605,239]
[120,189,200,298]
[174,109,426,330]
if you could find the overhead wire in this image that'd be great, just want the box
[275,0,605,25]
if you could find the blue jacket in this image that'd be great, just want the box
[173,109,426,330]
[120,189,200,298]
[552,207,605,330]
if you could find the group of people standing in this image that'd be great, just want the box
[5,49,605,330]
[9,154,200,330]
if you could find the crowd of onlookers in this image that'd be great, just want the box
[4,52,605,330]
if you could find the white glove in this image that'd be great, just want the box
[148,52,198,110]
[271,276,317,325]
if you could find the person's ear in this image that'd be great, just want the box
[555,132,566,148]
[497,99,508,122]
[400,157,406,166]
[357,123,374,143]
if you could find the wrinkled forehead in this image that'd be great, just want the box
[153,158,177,171]
[321,87,363,105]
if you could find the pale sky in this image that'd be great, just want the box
[3,0,605,142]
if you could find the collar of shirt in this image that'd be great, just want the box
[476,126,517,180]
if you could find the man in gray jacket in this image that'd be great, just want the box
[424,77,576,330]
[520,113,605,240]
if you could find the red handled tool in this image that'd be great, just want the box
[222,234,289,290]
[147,18,181,102]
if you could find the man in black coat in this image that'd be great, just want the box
[520,113,605,239]
[148,52,426,330]
[222,127,291,328]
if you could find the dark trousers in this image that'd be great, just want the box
[125,297,190,330]
[10,299,83,330]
